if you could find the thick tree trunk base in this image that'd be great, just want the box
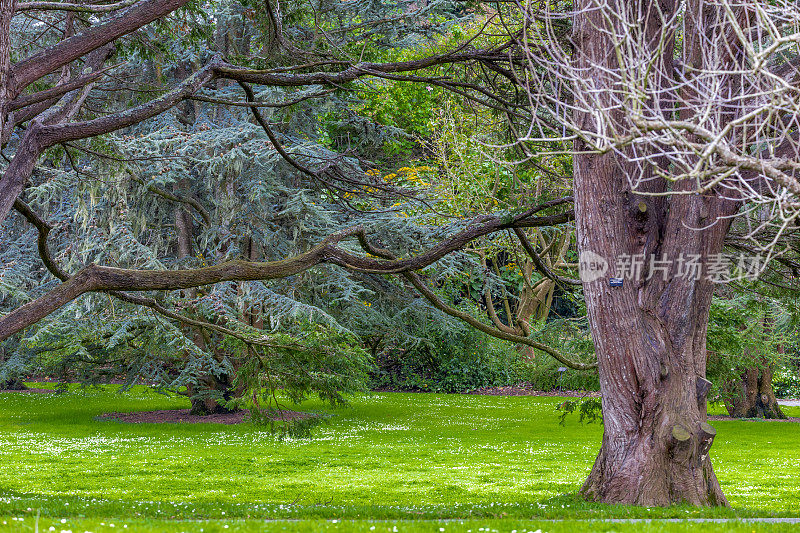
[187,375,237,416]
[580,426,729,507]
[189,397,237,416]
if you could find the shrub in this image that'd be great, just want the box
[370,322,518,393]
[512,354,600,391]
[773,365,800,399]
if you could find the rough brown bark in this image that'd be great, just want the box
[0,0,15,140]
[573,0,734,506]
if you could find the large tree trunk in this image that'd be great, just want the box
[723,366,786,420]
[573,0,736,506]
[575,146,731,505]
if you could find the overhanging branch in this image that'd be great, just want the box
[0,202,574,344]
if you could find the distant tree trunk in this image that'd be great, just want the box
[723,315,787,420]
[174,185,237,415]
[186,374,236,415]
[0,346,26,390]
[724,366,786,420]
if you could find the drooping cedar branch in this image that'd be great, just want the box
[0,60,215,225]
[0,200,574,347]
[12,195,589,368]
[12,198,283,348]
[129,175,211,225]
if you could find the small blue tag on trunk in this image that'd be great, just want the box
[609,277,624,287]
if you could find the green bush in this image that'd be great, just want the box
[369,322,518,393]
[512,318,599,391]
[773,365,800,398]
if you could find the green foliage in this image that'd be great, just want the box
[224,321,371,433]
[773,365,800,398]
[556,396,603,425]
[370,317,517,393]
[513,356,599,392]
[510,318,598,391]
[357,81,440,138]
[706,292,797,402]
[0,0,588,414]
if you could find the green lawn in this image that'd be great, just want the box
[0,384,798,532]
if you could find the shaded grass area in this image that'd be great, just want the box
[0,384,798,529]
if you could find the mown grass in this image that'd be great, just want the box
[0,384,798,532]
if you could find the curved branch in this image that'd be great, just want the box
[0,203,573,341]
[214,48,509,88]
[403,271,596,370]
[478,252,517,334]
[12,198,275,347]
[237,80,317,178]
[513,227,581,285]
[13,198,68,280]
[15,0,140,13]
[352,230,594,370]
[130,175,211,225]
[188,88,335,109]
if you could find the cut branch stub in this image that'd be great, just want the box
[670,424,693,465]
[696,376,712,409]
[698,422,717,465]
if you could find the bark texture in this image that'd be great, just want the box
[573,0,736,506]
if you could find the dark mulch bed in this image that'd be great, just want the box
[0,388,56,394]
[98,408,312,425]
[708,415,800,423]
